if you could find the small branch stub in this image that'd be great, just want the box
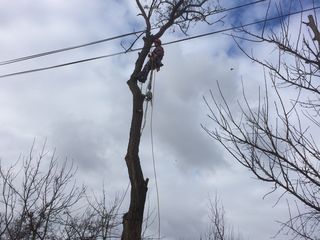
[306,15,320,47]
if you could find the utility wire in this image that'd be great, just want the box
[0,5,318,79]
[0,52,124,78]
[161,6,320,45]
[0,0,266,66]
[0,31,144,66]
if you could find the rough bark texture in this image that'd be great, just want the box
[121,38,153,240]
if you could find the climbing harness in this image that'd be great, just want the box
[141,55,157,134]
[145,90,153,102]
[145,56,155,102]
[145,70,154,102]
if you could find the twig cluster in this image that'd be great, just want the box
[203,3,320,240]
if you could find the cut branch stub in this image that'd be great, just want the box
[306,15,320,49]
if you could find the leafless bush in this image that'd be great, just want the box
[0,143,120,240]
[201,196,243,240]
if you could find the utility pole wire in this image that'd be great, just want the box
[0,5,318,79]
[0,31,145,66]
[0,0,266,66]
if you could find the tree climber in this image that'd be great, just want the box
[137,38,164,83]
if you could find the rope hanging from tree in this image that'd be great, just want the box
[141,68,155,135]
[140,68,161,239]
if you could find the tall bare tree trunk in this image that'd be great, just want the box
[121,1,221,238]
[121,39,152,240]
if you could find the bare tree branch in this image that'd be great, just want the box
[203,6,320,240]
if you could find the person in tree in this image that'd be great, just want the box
[137,38,164,83]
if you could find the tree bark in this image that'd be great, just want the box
[121,38,153,240]
[120,2,219,237]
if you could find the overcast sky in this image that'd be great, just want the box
[0,0,318,239]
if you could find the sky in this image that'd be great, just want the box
[0,0,318,239]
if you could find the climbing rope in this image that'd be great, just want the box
[141,66,154,135]
[139,53,161,239]
[141,99,150,135]
[150,70,161,240]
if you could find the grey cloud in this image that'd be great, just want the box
[0,1,302,240]
[49,119,108,171]
[144,44,242,173]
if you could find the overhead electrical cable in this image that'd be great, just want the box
[0,0,266,66]
[0,31,145,66]
[0,6,318,79]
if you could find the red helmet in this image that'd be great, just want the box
[154,38,161,45]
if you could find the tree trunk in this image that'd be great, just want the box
[121,40,152,240]
[120,0,220,237]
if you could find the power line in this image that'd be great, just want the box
[0,5,318,79]
[0,52,125,78]
[0,0,266,66]
[0,30,144,66]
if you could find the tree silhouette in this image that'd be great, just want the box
[0,143,121,239]
[203,6,320,240]
[123,1,222,239]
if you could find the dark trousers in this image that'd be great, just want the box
[137,57,164,83]
[137,61,154,83]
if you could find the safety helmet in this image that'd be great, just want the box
[154,38,161,45]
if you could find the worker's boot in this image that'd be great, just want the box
[137,72,147,83]
[136,72,142,82]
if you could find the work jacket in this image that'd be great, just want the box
[152,46,164,61]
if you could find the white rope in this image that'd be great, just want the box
[139,65,161,239]
[150,70,161,239]
[140,69,154,135]
[141,100,150,135]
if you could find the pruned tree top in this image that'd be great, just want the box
[128,0,223,80]
[123,1,223,239]
[143,0,221,34]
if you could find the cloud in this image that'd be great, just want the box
[144,42,241,172]
[0,1,313,239]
